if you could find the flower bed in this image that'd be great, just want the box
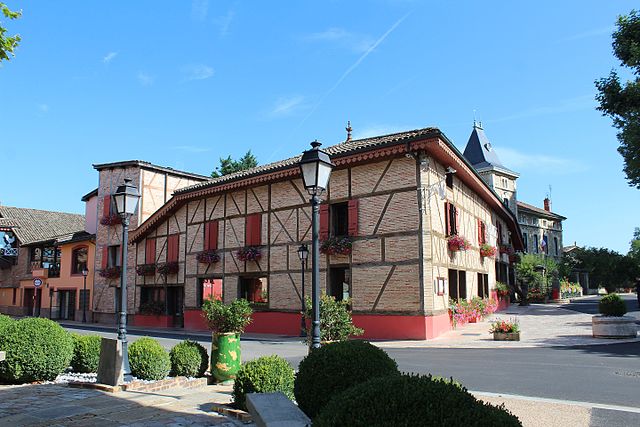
[99,213,122,226]
[479,244,497,258]
[489,318,520,341]
[527,287,546,302]
[236,246,262,261]
[560,280,582,299]
[98,266,121,279]
[157,261,179,276]
[136,263,156,276]
[447,235,471,252]
[320,237,352,255]
[196,249,220,264]
[449,297,498,327]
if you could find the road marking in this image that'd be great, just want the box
[471,390,640,414]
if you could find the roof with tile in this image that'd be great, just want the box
[517,201,566,220]
[92,160,211,181]
[0,206,86,245]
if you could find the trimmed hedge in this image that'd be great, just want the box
[169,340,208,378]
[129,337,170,381]
[71,334,102,373]
[0,314,14,335]
[599,293,627,316]
[233,355,295,411]
[0,317,74,383]
[294,340,399,419]
[314,374,522,426]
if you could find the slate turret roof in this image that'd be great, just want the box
[463,123,519,178]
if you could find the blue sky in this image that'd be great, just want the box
[0,1,637,253]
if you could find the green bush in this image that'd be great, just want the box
[294,340,399,419]
[71,334,102,373]
[599,293,627,316]
[303,294,364,344]
[202,298,253,333]
[169,340,208,378]
[0,314,14,336]
[233,355,294,411]
[314,374,521,426]
[0,317,74,383]
[129,337,170,380]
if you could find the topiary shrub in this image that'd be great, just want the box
[0,314,14,336]
[314,374,521,426]
[129,337,170,381]
[294,340,399,419]
[169,340,208,378]
[0,317,74,383]
[71,334,102,373]
[233,355,295,411]
[599,293,627,316]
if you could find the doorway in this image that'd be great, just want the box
[329,266,350,301]
[58,290,76,320]
[24,288,41,317]
[166,287,184,327]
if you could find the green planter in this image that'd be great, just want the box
[211,332,241,383]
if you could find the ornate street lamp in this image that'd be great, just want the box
[299,140,333,350]
[113,178,140,381]
[297,244,309,337]
[82,267,89,323]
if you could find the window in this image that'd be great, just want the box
[108,245,121,267]
[477,220,487,245]
[329,267,350,301]
[522,233,528,253]
[245,214,262,246]
[503,197,509,207]
[497,223,504,245]
[71,246,88,274]
[554,237,559,256]
[320,200,359,239]
[331,203,349,237]
[167,234,179,263]
[533,235,539,253]
[446,172,454,189]
[448,269,467,300]
[204,221,219,251]
[239,276,268,305]
[140,287,164,306]
[445,202,458,236]
[197,278,223,307]
[12,288,16,305]
[477,273,489,298]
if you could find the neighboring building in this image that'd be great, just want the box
[99,127,525,340]
[0,205,87,317]
[517,200,565,261]
[563,243,592,294]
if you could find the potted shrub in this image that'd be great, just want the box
[592,293,637,338]
[303,294,363,345]
[236,246,262,262]
[489,318,520,341]
[196,249,220,264]
[495,281,510,298]
[320,237,353,255]
[202,298,253,383]
[479,243,497,258]
[135,263,156,276]
[447,235,471,252]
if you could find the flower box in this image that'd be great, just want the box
[100,213,122,226]
[479,244,497,258]
[196,250,221,264]
[135,263,156,276]
[320,237,353,256]
[98,266,121,279]
[236,246,262,262]
[447,235,471,252]
[493,332,520,341]
[157,261,179,276]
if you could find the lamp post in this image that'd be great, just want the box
[297,244,309,337]
[82,267,89,323]
[113,178,140,382]
[299,140,334,350]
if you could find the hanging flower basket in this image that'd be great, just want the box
[479,243,497,258]
[135,263,156,276]
[100,213,122,226]
[196,250,221,264]
[447,235,471,252]
[320,236,353,255]
[98,266,121,279]
[236,246,262,262]
[157,261,179,276]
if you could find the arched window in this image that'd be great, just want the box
[72,246,88,274]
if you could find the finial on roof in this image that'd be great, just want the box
[345,121,352,143]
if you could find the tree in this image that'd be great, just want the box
[515,253,558,292]
[629,227,640,261]
[571,247,638,293]
[595,10,640,189]
[0,2,21,62]
[211,151,258,178]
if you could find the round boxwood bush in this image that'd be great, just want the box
[233,355,295,411]
[599,293,627,316]
[71,334,102,373]
[0,317,74,383]
[314,374,521,426]
[169,340,208,378]
[294,340,399,419]
[129,337,170,381]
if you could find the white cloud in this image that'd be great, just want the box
[191,0,209,21]
[171,145,211,153]
[37,104,49,113]
[489,95,595,124]
[102,51,118,64]
[494,146,587,174]
[268,95,307,118]
[215,9,235,36]
[137,71,154,86]
[306,28,375,53]
[181,64,214,81]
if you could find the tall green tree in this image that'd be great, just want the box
[595,10,640,189]
[211,150,258,178]
[571,247,638,293]
[0,2,21,62]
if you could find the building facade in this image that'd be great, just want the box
[517,200,565,260]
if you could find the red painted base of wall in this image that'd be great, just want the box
[132,314,174,328]
[183,309,452,340]
[490,291,511,312]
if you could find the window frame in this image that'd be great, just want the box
[70,245,89,275]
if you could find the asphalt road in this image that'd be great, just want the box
[65,323,640,409]
[561,293,639,316]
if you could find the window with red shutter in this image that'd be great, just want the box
[347,199,359,237]
[445,202,450,236]
[204,221,219,250]
[145,238,156,264]
[101,246,108,269]
[103,195,111,217]
[167,234,179,262]
[245,214,262,246]
[319,204,329,240]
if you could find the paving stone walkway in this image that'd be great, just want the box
[0,382,252,426]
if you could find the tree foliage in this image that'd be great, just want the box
[211,150,258,178]
[569,246,639,293]
[0,2,21,62]
[514,253,558,291]
[595,10,640,189]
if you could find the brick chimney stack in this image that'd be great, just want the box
[543,197,551,212]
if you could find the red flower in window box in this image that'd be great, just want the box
[447,235,471,252]
[157,261,179,276]
[100,213,122,226]
[196,250,221,264]
[236,246,262,262]
[320,237,353,255]
[479,244,497,258]
[135,263,156,276]
[98,266,121,279]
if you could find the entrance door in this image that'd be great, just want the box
[166,287,184,327]
[24,288,41,317]
[58,290,76,320]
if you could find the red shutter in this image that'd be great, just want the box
[347,199,359,237]
[204,223,210,251]
[252,214,262,246]
[245,216,253,246]
[205,221,219,250]
[167,235,179,262]
[319,204,329,240]
[477,219,482,245]
[103,195,111,217]
[101,247,108,269]
[445,202,450,236]
[145,239,156,264]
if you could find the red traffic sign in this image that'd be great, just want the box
[33,278,43,288]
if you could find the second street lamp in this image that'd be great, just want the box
[113,178,140,382]
[297,244,309,337]
[299,140,334,350]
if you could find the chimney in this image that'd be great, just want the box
[543,197,551,212]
